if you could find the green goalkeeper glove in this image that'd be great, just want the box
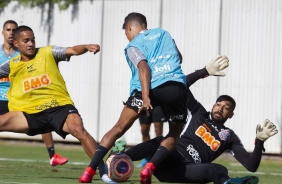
[256,119,278,142]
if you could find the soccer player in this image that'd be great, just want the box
[124,56,278,184]
[0,20,67,166]
[0,25,115,183]
[79,12,188,183]
[137,107,165,168]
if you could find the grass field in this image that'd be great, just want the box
[0,139,281,184]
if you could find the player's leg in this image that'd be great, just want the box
[62,113,97,158]
[154,122,163,137]
[79,106,139,183]
[0,111,29,133]
[138,114,151,167]
[125,136,164,161]
[140,120,151,142]
[0,101,29,132]
[140,82,187,184]
[41,133,68,166]
[151,105,165,137]
[154,162,229,183]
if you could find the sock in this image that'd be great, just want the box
[89,145,108,170]
[47,146,55,159]
[149,146,170,167]
[98,160,106,177]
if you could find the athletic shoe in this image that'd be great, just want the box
[224,176,259,184]
[140,162,155,184]
[101,174,118,184]
[137,158,149,168]
[79,167,95,183]
[109,140,127,155]
[50,153,68,166]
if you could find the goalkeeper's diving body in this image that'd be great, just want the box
[123,56,278,184]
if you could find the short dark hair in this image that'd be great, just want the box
[13,25,33,40]
[3,20,18,29]
[216,95,236,110]
[122,12,147,29]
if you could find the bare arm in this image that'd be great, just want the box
[65,44,100,57]
[138,60,152,114]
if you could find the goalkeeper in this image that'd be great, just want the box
[124,55,278,184]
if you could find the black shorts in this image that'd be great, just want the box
[0,101,9,115]
[139,106,166,124]
[23,104,80,138]
[124,81,187,123]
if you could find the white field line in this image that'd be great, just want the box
[0,182,41,184]
[0,157,88,165]
[1,157,282,177]
[227,170,282,176]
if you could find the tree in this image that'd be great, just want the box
[0,0,92,44]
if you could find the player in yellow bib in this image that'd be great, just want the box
[0,25,115,183]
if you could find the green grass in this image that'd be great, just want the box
[0,140,281,184]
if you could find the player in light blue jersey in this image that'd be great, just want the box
[0,20,68,166]
[79,12,187,184]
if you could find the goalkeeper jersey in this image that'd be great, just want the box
[176,69,244,164]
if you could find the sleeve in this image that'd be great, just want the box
[0,60,10,78]
[186,68,209,88]
[230,133,264,172]
[126,47,146,68]
[51,46,70,63]
[186,68,209,112]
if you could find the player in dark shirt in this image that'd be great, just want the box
[124,56,278,184]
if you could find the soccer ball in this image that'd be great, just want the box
[105,153,134,181]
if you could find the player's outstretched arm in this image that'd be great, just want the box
[65,44,100,57]
[234,119,278,172]
[186,55,229,88]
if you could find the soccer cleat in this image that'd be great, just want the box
[109,140,127,156]
[79,167,96,183]
[140,162,155,184]
[224,176,259,184]
[137,158,149,168]
[50,153,68,166]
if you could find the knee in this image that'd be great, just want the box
[65,115,87,139]
[207,163,228,178]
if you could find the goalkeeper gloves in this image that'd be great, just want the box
[205,55,229,76]
[256,119,278,142]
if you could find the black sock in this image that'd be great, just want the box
[98,160,106,177]
[47,146,55,159]
[89,145,108,170]
[149,146,170,167]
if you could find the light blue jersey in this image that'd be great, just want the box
[124,28,186,95]
[0,44,19,101]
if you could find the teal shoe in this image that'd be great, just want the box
[224,176,259,184]
[137,158,149,168]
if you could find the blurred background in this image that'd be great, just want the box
[0,0,281,154]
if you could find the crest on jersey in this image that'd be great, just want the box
[218,129,230,141]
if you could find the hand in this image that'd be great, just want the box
[87,44,100,54]
[205,55,229,76]
[256,119,278,141]
[138,97,153,116]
